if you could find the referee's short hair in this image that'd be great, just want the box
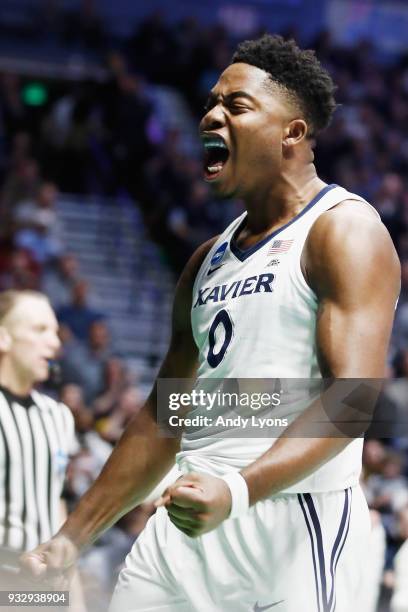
[0,290,51,323]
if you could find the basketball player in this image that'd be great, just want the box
[21,35,400,611]
[0,290,85,611]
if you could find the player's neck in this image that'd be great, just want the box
[243,169,326,234]
[0,362,33,397]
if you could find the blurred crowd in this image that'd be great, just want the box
[0,8,407,611]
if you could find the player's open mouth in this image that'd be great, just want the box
[202,134,230,181]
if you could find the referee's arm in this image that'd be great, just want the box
[20,237,217,575]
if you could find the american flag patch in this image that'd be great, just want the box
[267,239,294,254]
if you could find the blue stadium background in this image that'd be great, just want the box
[0,1,407,610]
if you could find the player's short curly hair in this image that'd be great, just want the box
[232,34,337,137]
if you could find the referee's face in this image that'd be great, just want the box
[0,295,61,386]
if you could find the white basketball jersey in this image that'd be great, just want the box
[176,184,380,492]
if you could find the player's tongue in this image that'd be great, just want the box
[203,138,229,179]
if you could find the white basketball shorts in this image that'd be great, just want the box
[109,485,370,612]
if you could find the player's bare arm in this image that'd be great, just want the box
[239,201,400,502]
[20,237,218,576]
[157,200,400,533]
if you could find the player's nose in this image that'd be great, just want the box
[199,104,226,133]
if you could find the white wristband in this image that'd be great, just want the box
[221,472,250,518]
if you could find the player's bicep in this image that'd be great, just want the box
[316,294,393,378]
[308,211,400,377]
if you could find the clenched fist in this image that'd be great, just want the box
[155,472,232,537]
[19,534,78,589]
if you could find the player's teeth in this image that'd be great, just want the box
[207,165,223,173]
[204,141,228,149]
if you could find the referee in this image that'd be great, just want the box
[0,290,84,610]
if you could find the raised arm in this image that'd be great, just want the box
[20,237,217,575]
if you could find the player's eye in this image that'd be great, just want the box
[230,97,250,108]
[229,104,248,113]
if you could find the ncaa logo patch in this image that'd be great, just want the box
[207,241,228,276]
[210,241,228,266]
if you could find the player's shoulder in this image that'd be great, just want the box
[172,235,219,321]
[180,211,245,285]
[190,236,220,271]
[177,235,219,290]
[304,197,400,294]
[306,197,396,257]
[313,197,380,231]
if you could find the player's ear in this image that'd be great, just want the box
[283,119,308,148]
[0,326,12,353]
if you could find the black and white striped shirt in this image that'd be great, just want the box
[0,386,77,551]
